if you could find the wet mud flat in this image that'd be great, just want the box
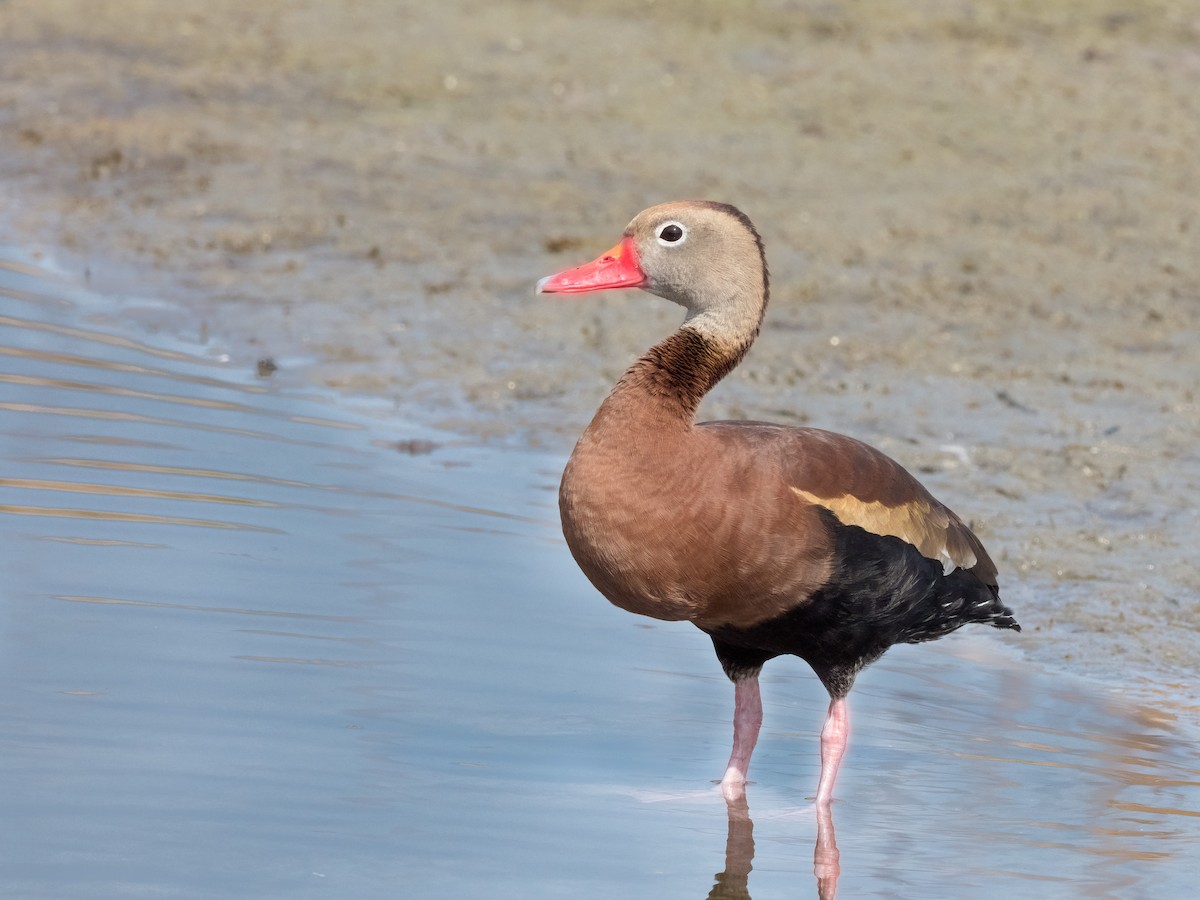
[2,244,1199,898]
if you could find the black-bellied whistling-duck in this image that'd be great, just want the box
[538,201,1019,805]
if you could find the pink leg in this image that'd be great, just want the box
[720,676,762,801]
[814,697,849,807]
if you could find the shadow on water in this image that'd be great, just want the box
[2,247,1199,898]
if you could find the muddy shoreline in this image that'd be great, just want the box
[2,1,1198,716]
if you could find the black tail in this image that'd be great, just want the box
[899,567,1021,645]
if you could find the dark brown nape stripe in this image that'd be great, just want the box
[627,328,752,416]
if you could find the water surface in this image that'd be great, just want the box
[2,249,1197,898]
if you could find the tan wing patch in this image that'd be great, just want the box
[791,487,977,575]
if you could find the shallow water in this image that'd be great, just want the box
[2,249,1198,898]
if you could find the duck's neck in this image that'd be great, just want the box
[596,322,758,430]
[589,263,769,433]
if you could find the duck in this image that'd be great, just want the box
[537,200,1019,805]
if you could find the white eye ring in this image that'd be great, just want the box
[656,221,688,246]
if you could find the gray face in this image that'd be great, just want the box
[624,201,768,343]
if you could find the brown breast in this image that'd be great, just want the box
[560,409,836,629]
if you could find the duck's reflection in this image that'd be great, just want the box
[706,797,754,900]
[706,795,840,900]
[813,802,840,900]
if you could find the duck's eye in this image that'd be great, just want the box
[657,222,687,245]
